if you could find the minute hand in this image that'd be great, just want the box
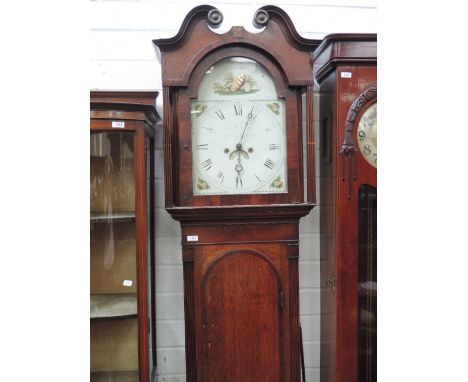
[240,106,255,144]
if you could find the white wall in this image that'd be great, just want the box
[91,1,377,381]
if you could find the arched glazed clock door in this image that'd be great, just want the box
[353,90,377,382]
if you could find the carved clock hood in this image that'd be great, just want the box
[153,5,320,218]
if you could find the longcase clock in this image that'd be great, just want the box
[90,91,160,382]
[313,34,377,382]
[153,5,320,381]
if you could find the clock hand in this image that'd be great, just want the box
[235,152,243,188]
[239,106,255,145]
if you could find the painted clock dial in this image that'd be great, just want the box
[357,102,377,168]
[191,57,287,195]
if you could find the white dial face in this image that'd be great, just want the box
[357,103,377,168]
[191,57,287,196]
[192,99,287,195]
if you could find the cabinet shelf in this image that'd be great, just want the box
[91,370,139,382]
[91,294,138,320]
[91,212,136,223]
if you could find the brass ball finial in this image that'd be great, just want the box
[253,9,269,28]
[207,9,223,28]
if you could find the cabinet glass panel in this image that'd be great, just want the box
[358,185,377,382]
[90,132,139,382]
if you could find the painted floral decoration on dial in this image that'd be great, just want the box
[214,73,259,95]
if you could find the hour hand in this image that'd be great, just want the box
[235,163,243,188]
[236,174,242,188]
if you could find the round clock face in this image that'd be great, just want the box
[357,103,377,168]
[191,58,287,196]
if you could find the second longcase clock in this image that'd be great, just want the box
[153,5,319,381]
[314,34,377,382]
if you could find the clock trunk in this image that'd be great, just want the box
[179,217,307,382]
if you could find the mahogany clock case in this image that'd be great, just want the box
[313,34,377,382]
[90,91,160,382]
[153,5,319,382]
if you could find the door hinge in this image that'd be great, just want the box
[279,290,284,309]
[326,274,336,294]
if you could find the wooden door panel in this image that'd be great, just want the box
[198,249,283,382]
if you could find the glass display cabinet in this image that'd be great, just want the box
[313,34,377,382]
[90,91,159,382]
